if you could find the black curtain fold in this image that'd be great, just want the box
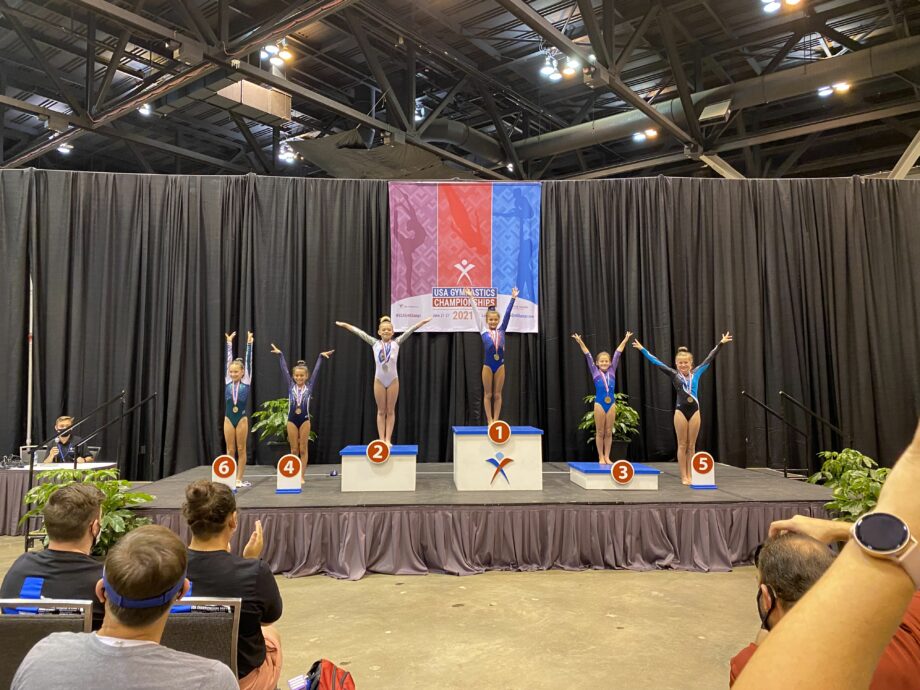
[0,171,917,479]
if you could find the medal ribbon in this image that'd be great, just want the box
[601,370,612,398]
[379,341,393,364]
[231,381,240,406]
[489,328,501,354]
[294,384,307,408]
[679,372,694,399]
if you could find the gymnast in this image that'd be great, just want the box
[270,344,334,478]
[223,331,253,487]
[632,332,733,484]
[335,315,431,445]
[571,331,633,464]
[464,286,518,425]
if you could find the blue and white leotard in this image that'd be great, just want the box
[469,296,516,373]
[585,350,622,413]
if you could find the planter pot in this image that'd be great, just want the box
[257,441,291,466]
[611,440,631,462]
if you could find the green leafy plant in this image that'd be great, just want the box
[251,398,317,443]
[20,468,154,557]
[807,448,890,520]
[578,393,641,443]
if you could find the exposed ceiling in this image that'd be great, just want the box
[1,0,919,179]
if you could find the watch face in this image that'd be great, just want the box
[855,513,910,553]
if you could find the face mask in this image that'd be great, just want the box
[757,585,778,631]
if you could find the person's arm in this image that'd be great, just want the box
[464,288,485,333]
[336,321,376,347]
[632,339,676,375]
[243,331,253,385]
[43,445,58,463]
[258,561,283,624]
[272,344,293,390]
[395,316,432,345]
[571,334,597,377]
[224,332,235,384]
[499,287,519,332]
[306,351,333,394]
[734,420,920,690]
[694,332,731,375]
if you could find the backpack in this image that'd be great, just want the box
[288,659,355,690]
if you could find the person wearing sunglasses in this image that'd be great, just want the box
[43,415,94,464]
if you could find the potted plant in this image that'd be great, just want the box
[577,392,641,460]
[251,398,316,464]
[20,468,154,557]
[807,448,890,520]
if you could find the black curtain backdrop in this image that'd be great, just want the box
[0,171,917,479]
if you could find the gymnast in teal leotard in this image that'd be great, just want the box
[572,331,632,464]
[224,331,253,487]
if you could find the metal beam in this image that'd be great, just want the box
[121,136,154,172]
[417,77,468,135]
[344,8,410,131]
[85,11,96,112]
[229,111,271,174]
[888,127,920,179]
[94,0,147,112]
[820,24,863,53]
[603,0,616,68]
[613,4,659,73]
[763,31,803,74]
[99,125,249,172]
[699,153,745,179]
[576,0,610,67]
[218,0,228,45]
[535,93,598,179]
[405,39,416,134]
[774,131,821,177]
[476,81,521,177]
[175,0,218,46]
[494,0,695,145]
[658,11,701,143]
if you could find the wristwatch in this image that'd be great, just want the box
[851,512,920,589]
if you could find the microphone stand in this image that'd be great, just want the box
[22,391,124,552]
[75,392,158,469]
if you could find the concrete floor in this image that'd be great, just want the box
[0,536,760,689]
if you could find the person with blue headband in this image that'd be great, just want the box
[11,525,237,689]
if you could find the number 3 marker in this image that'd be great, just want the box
[611,460,635,485]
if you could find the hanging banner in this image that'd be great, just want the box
[389,181,540,333]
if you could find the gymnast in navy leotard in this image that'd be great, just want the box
[572,331,632,463]
[223,331,253,487]
[464,286,519,425]
[271,344,334,477]
[633,332,733,484]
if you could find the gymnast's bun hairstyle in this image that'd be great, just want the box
[379,315,392,324]
[230,357,244,368]
[486,305,498,313]
[293,359,310,376]
[675,346,693,359]
[182,479,236,538]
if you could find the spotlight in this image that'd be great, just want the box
[506,162,514,171]
[548,70,563,82]
[263,44,279,55]
[632,132,647,143]
[644,128,658,138]
[763,1,781,12]
[588,53,596,64]
[278,48,293,61]
[278,143,296,163]
[562,57,579,76]
[269,55,284,67]
[57,142,74,154]
[817,86,834,97]
[138,103,152,116]
[832,81,851,93]
[540,55,555,76]
[784,0,801,5]
[414,105,425,122]
[259,49,269,60]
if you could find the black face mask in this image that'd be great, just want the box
[757,585,778,631]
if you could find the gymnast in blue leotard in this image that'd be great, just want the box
[270,344,334,477]
[224,331,253,487]
[572,331,632,463]
[465,286,518,425]
[633,332,733,484]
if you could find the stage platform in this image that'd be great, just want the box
[136,462,831,580]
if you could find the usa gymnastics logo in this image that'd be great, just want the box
[486,452,514,485]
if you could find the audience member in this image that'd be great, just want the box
[1,483,105,627]
[11,525,237,690]
[183,480,282,690]
[44,416,94,463]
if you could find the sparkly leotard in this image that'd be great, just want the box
[585,350,622,413]
[469,297,516,374]
[638,343,723,420]
[224,341,252,427]
[346,322,424,388]
[278,351,324,428]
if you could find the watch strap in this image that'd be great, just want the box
[898,537,920,590]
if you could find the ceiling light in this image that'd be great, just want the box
[506,162,514,171]
[784,0,801,5]
[278,48,293,61]
[57,142,73,154]
[817,86,834,97]
[540,55,555,76]
[763,1,781,12]
[278,143,296,163]
[414,105,425,122]
[562,57,579,76]
[259,49,269,60]
[644,128,658,138]
[138,103,152,116]
[269,55,284,67]
[264,44,279,55]
[832,81,851,93]
[548,70,563,82]
[588,53,596,63]
[632,132,647,143]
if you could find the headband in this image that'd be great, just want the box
[102,568,186,609]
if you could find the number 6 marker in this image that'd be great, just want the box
[367,440,390,464]
[211,454,237,491]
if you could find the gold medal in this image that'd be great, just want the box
[687,396,693,403]
[493,353,500,361]
[604,396,612,404]
[295,407,302,415]
[232,406,239,413]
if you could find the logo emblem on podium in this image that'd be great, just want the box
[486,452,514,485]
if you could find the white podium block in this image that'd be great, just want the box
[339,445,418,492]
[567,461,661,491]
[211,455,237,491]
[691,451,717,489]
[452,426,544,491]
[276,454,302,494]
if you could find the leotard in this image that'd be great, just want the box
[469,297,516,373]
[224,341,252,427]
[278,351,324,428]
[345,322,423,388]
[638,343,723,420]
[585,350,621,413]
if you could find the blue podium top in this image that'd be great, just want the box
[452,426,544,435]
[340,445,419,456]
[567,461,661,475]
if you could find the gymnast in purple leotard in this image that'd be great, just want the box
[270,343,334,478]
[572,331,632,464]
[464,286,518,425]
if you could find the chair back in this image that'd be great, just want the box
[161,596,241,675]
